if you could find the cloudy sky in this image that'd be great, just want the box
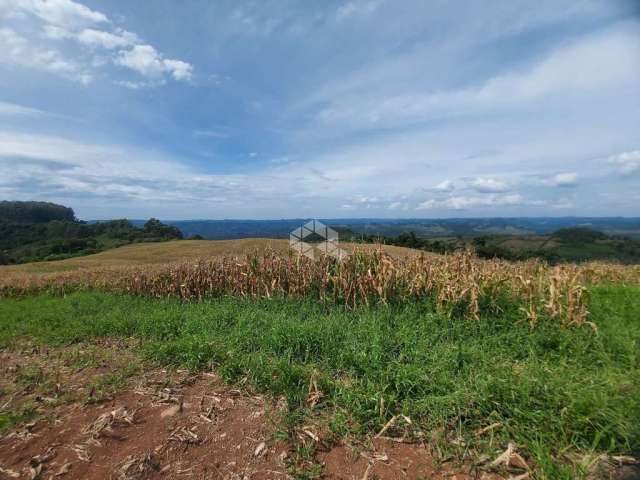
[1,0,639,219]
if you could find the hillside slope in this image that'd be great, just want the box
[0,238,422,275]
[0,201,182,265]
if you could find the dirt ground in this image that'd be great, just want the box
[0,343,507,480]
[1,343,633,480]
[0,379,499,479]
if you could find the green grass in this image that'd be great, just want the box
[86,362,141,403]
[1,285,638,478]
[0,405,37,431]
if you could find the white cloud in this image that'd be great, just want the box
[42,24,72,39]
[0,130,353,216]
[226,7,289,37]
[0,101,47,116]
[194,130,229,139]
[277,70,640,215]
[388,201,409,210]
[311,24,640,132]
[78,28,137,48]
[417,194,525,210]
[162,58,193,81]
[432,180,454,192]
[116,45,193,82]
[7,0,108,28]
[546,172,578,187]
[2,0,192,86]
[468,177,509,193]
[45,26,138,49]
[608,150,640,174]
[113,80,148,89]
[336,0,383,21]
[551,200,574,209]
[115,46,160,75]
[0,131,253,205]
[0,27,91,83]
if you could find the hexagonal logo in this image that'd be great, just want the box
[289,219,348,260]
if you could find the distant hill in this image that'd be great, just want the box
[130,219,313,240]
[6,202,640,265]
[345,226,640,264]
[127,217,640,241]
[477,228,640,263]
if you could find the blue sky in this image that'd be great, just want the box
[0,0,639,220]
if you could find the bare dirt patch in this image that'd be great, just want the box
[0,344,512,479]
[319,439,503,480]
[1,359,288,479]
[7,343,611,479]
[3,341,635,480]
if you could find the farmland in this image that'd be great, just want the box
[0,239,419,275]
[1,240,639,479]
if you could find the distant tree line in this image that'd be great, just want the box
[0,201,183,265]
[338,229,461,255]
[341,227,640,264]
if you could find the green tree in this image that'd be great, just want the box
[143,218,183,240]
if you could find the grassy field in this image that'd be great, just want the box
[1,240,639,478]
[1,285,639,478]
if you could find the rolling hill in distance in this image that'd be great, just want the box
[128,217,640,240]
[6,202,639,266]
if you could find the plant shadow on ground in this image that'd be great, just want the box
[0,284,638,479]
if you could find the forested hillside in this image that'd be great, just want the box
[0,201,182,264]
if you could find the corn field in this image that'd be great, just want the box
[2,248,639,328]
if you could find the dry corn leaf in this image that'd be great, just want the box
[0,467,20,478]
[490,442,529,471]
[54,463,72,477]
[254,441,266,457]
